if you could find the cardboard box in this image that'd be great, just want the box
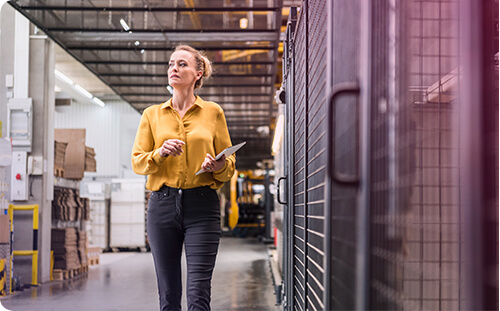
[54,129,86,179]
[0,215,9,243]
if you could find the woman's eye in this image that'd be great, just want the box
[168,63,174,68]
[180,63,187,67]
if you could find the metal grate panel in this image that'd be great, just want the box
[328,1,361,309]
[369,0,463,310]
[282,1,498,310]
[292,6,307,310]
[305,1,328,310]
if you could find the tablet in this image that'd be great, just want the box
[196,141,246,175]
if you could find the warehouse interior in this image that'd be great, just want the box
[0,0,298,310]
[0,0,498,311]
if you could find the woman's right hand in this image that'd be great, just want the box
[159,139,185,157]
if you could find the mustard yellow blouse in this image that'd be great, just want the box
[131,96,236,191]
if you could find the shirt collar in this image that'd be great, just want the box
[160,96,204,109]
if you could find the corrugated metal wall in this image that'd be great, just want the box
[54,100,141,178]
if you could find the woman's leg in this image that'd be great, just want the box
[147,189,184,311]
[183,187,221,311]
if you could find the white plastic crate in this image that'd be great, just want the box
[111,178,145,203]
[110,202,144,224]
[90,201,106,215]
[110,223,145,248]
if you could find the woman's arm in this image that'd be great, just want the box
[131,111,167,175]
[212,108,236,182]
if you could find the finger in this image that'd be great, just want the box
[169,139,185,145]
[167,145,181,156]
[206,154,215,161]
[166,142,183,155]
[164,140,184,154]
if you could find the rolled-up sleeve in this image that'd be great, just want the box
[212,108,236,182]
[131,111,167,175]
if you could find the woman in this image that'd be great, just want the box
[131,45,236,311]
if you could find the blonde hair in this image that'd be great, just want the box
[173,44,213,90]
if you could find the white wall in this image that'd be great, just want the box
[54,99,141,178]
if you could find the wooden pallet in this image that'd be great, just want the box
[88,257,99,265]
[87,247,101,265]
[52,265,88,281]
[54,166,65,177]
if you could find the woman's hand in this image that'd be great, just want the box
[201,154,226,172]
[159,139,185,157]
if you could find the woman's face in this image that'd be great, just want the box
[168,50,203,90]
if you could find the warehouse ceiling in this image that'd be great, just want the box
[7,0,300,170]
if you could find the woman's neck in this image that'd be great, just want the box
[172,88,196,111]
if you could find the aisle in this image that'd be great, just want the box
[1,237,279,311]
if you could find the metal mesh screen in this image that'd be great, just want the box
[282,1,497,310]
[407,1,462,309]
[292,5,307,310]
[329,1,361,310]
[305,1,328,310]
[482,1,499,309]
[369,0,463,309]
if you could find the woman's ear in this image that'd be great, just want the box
[196,71,203,80]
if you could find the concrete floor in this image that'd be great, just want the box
[1,237,280,311]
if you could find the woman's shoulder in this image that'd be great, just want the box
[198,97,223,112]
[142,102,168,115]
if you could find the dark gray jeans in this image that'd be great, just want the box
[147,185,221,311]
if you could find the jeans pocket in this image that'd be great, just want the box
[149,190,171,203]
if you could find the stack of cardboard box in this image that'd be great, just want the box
[55,129,97,179]
[54,140,67,176]
[51,228,80,270]
[84,147,96,172]
[52,188,90,221]
[77,231,87,266]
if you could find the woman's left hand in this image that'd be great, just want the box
[202,154,226,173]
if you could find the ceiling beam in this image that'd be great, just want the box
[18,6,281,12]
[67,46,276,51]
[47,28,278,33]
[123,93,272,97]
[130,101,272,104]
[86,60,274,65]
[99,73,274,78]
[113,83,272,88]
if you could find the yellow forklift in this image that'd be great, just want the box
[223,170,273,242]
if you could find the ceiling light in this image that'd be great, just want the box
[74,84,93,99]
[239,18,248,29]
[140,49,145,54]
[54,69,73,85]
[119,18,130,31]
[93,97,105,107]
[135,40,140,46]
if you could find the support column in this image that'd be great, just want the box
[28,31,55,284]
[0,3,54,285]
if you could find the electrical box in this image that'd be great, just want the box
[7,98,32,152]
[11,151,28,201]
[27,155,43,175]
